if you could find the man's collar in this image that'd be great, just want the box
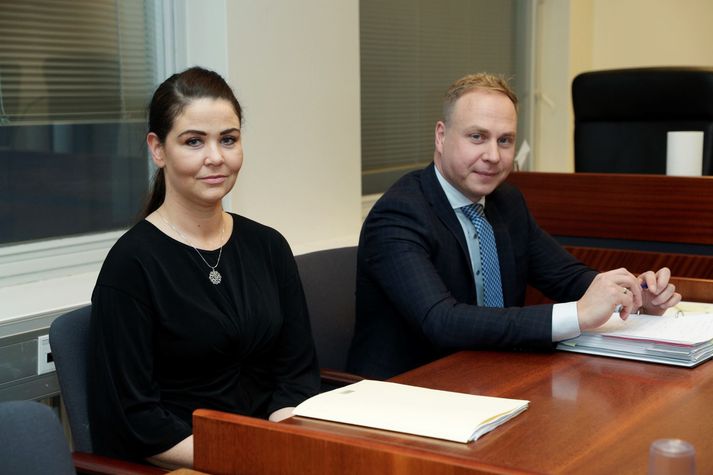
[433,165,486,210]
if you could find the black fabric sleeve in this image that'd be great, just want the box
[265,233,320,414]
[89,284,192,460]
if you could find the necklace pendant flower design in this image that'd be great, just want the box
[158,210,225,286]
[209,269,222,285]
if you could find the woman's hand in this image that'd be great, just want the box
[269,407,295,422]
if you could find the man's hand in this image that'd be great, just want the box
[637,267,682,315]
[576,268,643,331]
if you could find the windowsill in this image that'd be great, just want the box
[0,271,97,338]
[0,230,120,338]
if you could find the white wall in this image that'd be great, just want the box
[171,0,362,254]
[225,1,362,254]
[535,0,713,172]
[590,0,713,69]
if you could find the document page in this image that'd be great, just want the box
[588,312,713,345]
[293,380,528,443]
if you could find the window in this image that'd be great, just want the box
[360,0,533,194]
[0,0,159,246]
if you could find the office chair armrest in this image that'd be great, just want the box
[319,368,366,388]
[72,451,169,475]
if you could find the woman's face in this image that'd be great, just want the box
[148,97,243,209]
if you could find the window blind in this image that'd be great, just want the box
[360,0,517,191]
[0,0,156,124]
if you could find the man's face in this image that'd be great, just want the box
[434,89,517,202]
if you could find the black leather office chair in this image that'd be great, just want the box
[295,246,364,390]
[49,306,167,474]
[572,67,713,175]
[0,400,76,475]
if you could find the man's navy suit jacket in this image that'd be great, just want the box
[347,163,597,379]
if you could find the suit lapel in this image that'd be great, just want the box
[420,163,471,265]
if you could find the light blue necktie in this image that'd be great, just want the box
[460,204,504,307]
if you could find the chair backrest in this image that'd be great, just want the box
[0,400,76,475]
[295,246,357,372]
[49,305,93,453]
[572,67,713,175]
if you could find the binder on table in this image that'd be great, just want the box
[557,302,713,367]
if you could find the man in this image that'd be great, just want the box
[347,73,681,379]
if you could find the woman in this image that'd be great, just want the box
[88,67,320,468]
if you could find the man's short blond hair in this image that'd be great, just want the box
[442,73,518,123]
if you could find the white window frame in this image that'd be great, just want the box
[0,231,124,288]
[0,0,175,290]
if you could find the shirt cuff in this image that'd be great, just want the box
[551,301,581,342]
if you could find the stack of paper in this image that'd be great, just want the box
[558,305,713,367]
[293,379,528,443]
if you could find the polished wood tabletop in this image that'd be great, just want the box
[194,350,713,474]
[387,350,713,474]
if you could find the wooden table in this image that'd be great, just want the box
[194,350,713,474]
[391,350,713,474]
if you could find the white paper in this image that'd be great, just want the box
[666,131,703,176]
[587,312,713,345]
[293,380,528,443]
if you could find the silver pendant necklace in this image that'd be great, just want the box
[158,210,225,285]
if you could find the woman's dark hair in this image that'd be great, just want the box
[141,67,243,218]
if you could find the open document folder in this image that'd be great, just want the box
[557,302,713,367]
[293,380,528,443]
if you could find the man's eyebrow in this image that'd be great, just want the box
[463,126,489,134]
[466,126,515,136]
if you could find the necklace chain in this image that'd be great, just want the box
[158,210,225,285]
